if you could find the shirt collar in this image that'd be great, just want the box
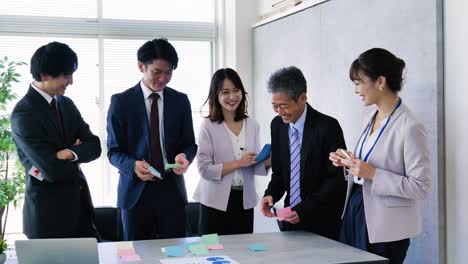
[289,104,307,135]
[140,80,164,100]
[31,82,55,104]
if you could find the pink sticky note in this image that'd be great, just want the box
[277,207,293,221]
[118,248,136,256]
[207,244,224,250]
[122,254,142,261]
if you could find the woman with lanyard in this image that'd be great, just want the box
[329,48,431,264]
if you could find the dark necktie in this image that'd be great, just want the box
[50,98,64,138]
[150,93,164,177]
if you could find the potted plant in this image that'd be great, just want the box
[0,56,26,263]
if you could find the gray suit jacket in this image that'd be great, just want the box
[193,117,268,211]
[342,102,431,243]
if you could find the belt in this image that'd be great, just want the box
[231,185,243,191]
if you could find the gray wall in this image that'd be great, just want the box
[252,0,443,263]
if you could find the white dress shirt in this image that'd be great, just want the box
[354,117,389,185]
[223,119,246,187]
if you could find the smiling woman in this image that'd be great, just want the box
[193,68,271,236]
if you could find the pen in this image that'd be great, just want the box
[240,147,246,151]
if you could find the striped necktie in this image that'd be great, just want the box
[289,126,302,208]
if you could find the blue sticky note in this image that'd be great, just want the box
[165,245,184,257]
[248,243,267,251]
[148,165,162,179]
[255,144,271,162]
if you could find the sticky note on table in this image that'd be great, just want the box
[276,207,293,221]
[248,243,267,251]
[117,248,136,256]
[202,233,219,246]
[188,243,209,255]
[164,245,184,257]
[185,241,200,250]
[207,244,224,250]
[116,241,134,250]
[121,254,141,261]
[165,163,181,170]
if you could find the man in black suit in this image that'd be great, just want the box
[11,42,101,239]
[260,66,347,240]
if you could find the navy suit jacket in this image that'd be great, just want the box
[11,86,101,238]
[264,103,347,240]
[107,83,197,210]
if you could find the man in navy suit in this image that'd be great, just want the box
[107,38,198,240]
[11,42,101,239]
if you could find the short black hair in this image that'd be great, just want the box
[349,48,406,92]
[203,68,248,123]
[30,41,78,81]
[267,66,307,101]
[137,38,179,69]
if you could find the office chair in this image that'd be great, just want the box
[94,206,123,242]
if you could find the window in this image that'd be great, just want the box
[0,0,217,240]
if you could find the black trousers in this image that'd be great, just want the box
[199,189,253,235]
[74,179,101,242]
[121,176,186,241]
[369,238,410,264]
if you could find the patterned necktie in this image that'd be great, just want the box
[150,93,164,177]
[50,98,64,138]
[289,126,302,208]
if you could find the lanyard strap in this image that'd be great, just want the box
[358,98,402,162]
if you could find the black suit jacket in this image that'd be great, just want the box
[264,103,347,240]
[11,86,101,238]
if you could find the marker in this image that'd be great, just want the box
[240,147,247,151]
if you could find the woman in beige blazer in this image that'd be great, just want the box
[329,48,431,264]
[193,68,270,235]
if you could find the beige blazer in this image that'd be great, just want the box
[342,102,431,243]
[193,117,268,211]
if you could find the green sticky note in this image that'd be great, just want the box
[202,233,219,246]
[165,163,181,170]
[188,243,208,255]
[185,242,199,250]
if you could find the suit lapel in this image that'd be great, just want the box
[244,119,253,152]
[27,87,64,142]
[279,120,291,189]
[133,84,151,153]
[300,104,315,183]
